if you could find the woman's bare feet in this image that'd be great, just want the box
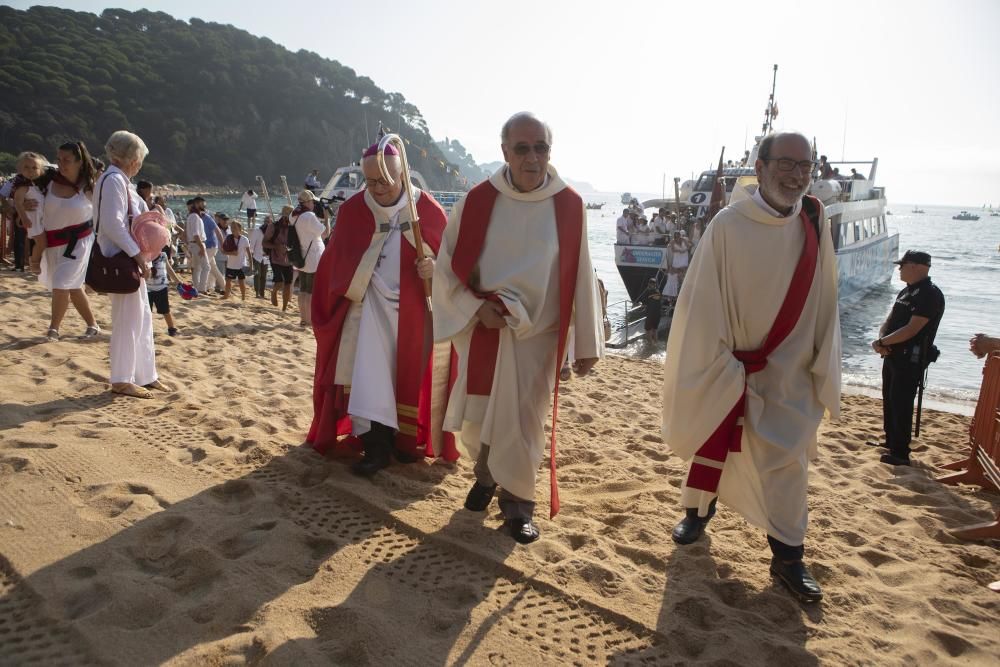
[111,383,153,399]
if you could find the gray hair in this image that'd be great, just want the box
[104,130,149,165]
[757,131,809,161]
[500,112,553,145]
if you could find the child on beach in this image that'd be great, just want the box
[222,220,252,300]
[11,152,48,273]
[148,246,182,336]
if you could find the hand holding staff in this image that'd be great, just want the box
[376,133,433,312]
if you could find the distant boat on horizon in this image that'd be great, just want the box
[953,211,980,221]
[911,206,926,214]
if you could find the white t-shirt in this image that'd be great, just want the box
[186,212,205,243]
[23,184,44,237]
[292,211,325,273]
[249,225,267,262]
[240,193,257,211]
[225,235,250,270]
[616,215,630,244]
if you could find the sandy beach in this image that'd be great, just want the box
[0,272,997,666]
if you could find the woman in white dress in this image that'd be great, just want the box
[663,230,692,306]
[36,142,101,341]
[95,131,170,399]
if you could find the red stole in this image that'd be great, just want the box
[307,192,457,461]
[451,181,583,518]
[685,198,820,492]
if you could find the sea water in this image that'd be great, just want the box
[192,193,1000,407]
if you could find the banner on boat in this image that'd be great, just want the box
[616,245,667,268]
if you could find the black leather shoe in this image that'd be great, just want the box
[671,499,717,545]
[770,558,823,603]
[464,482,497,511]
[392,448,421,464]
[508,518,540,544]
[880,453,911,466]
[351,452,389,477]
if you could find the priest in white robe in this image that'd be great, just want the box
[661,132,841,603]
[433,113,604,544]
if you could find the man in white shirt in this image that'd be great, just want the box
[290,190,327,326]
[615,208,631,244]
[185,197,208,294]
[248,215,269,299]
[304,170,322,192]
[239,189,258,227]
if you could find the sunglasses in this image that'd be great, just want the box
[763,158,817,172]
[511,142,551,156]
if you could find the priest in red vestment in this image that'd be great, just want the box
[307,143,457,475]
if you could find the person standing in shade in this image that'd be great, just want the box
[870,250,945,466]
[263,205,294,312]
[661,132,841,603]
[433,112,604,544]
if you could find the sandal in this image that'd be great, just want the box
[83,325,101,339]
[46,328,60,341]
[143,380,173,392]
[111,383,154,399]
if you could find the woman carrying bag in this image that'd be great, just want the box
[94,130,171,399]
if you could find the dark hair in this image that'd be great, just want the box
[58,141,96,192]
[137,180,153,191]
[247,189,254,195]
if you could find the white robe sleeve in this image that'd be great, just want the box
[810,203,842,420]
[661,218,747,460]
[432,196,486,342]
[570,202,604,361]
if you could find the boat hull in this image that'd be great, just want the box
[836,232,900,304]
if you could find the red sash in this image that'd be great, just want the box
[685,199,820,492]
[452,181,583,518]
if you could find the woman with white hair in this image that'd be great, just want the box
[95,130,170,399]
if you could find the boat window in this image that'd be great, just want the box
[694,173,715,191]
[863,219,872,239]
[853,221,861,243]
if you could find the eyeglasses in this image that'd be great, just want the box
[511,142,551,157]
[365,177,393,188]
[764,158,817,172]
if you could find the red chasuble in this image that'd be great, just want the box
[685,196,820,492]
[306,191,457,461]
[450,181,583,518]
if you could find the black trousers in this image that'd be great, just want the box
[12,225,27,269]
[881,355,921,458]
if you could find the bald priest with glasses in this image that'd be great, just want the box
[433,112,605,545]
[661,132,842,603]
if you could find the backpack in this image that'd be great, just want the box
[286,222,306,268]
[221,234,238,254]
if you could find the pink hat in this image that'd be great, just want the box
[362,142,399,158]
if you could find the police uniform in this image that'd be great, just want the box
[880,272,945,459]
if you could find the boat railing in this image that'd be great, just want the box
[605,298,650,349]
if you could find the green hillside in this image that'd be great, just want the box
[0,6,466,190]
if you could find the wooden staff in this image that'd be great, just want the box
[279,176,294,205]
[376,133,432,312]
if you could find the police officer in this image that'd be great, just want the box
[871,250,945,465]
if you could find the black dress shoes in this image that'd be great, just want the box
[770,558,823,603]
[392,448,421,464]
[351,448,390,477]
[880,453,911,466]
[508,517,540,544]
[464,482,497,511]
[671,499,717,545]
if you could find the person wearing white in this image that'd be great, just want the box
[433,113,604,544]
[31,143,101,340]
[290,189,327,326]
[248,217,269,298]
[185,202,208,293]
[615,208,630,244]
[203,212,227,294]
[239,189,257,225]
[661,132,840,602]
[222,220,252,301]
[96,130,170,399]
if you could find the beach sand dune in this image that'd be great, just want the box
[0,274,997,665]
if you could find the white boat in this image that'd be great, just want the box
[316,164,465,219]
[615,67,898,306]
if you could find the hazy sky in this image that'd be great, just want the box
[12,1,1000,205]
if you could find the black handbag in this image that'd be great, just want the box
[85,174,140,294]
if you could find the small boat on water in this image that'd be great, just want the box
[953,211,980,221]
[585,202,605,210]
[614,66,898,308]
[911,206,925,214]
